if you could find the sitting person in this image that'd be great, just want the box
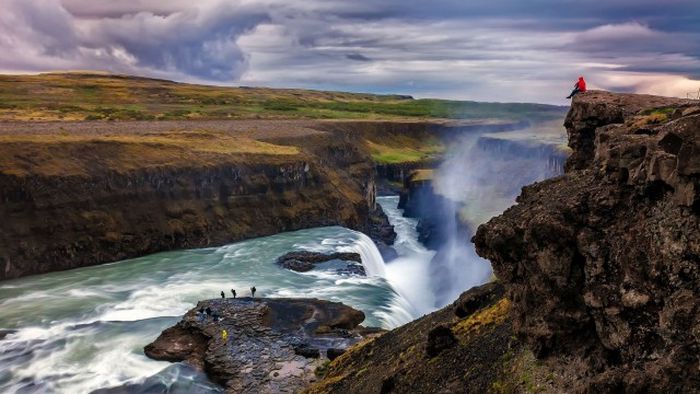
[567,76,587,99]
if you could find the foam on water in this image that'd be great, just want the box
[338,232,387,278]
[0,225,421,393]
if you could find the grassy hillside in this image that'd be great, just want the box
[0,72,566,122]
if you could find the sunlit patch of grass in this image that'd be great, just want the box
[366,139,443,164]
[409,169,434,182]
[0,132,299,156]
[453,298,510,340]
[0,130,302,177]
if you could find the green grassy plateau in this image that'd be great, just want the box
[0,72,565,122]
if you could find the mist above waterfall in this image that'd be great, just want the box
[428,123,567,306]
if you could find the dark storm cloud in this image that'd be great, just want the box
[1,0,699,103]
[346,54,372,62]
[0,0,268,80]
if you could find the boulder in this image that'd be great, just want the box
[276,251,362,273]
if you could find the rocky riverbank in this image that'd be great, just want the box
[144,297,380,393]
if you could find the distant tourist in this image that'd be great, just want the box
[221,291,225,299]
[231,289,237,298]
[222,329,228,342]
[566,76,587,99]
[251,286,257,298]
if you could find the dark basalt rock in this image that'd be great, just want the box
[145,298,374,393]
[368,205,397,246]
[335,264,367,276]
[276,251,362,273]
[293,344,321,359]
[474,91,699,393]
[326,348,346,361]
[425,325,457,358]
[306,282,520,393]
[453,282,504,318]
[0,329,16,340]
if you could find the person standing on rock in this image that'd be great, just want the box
[231,289,236,298]
[221,290,225,299]
[566,76,587,99]
[251,286,256,298]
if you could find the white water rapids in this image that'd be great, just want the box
[0,221,423,393]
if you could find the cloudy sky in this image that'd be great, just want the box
[2,0,699,104]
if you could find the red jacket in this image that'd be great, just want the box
[576,77,587,92]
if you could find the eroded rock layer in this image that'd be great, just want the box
[0,123,380,280]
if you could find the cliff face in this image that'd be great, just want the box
[0,125,379,280]
[474,91,699,392]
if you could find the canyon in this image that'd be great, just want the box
[4,72,695,394]
[308,91,699,393]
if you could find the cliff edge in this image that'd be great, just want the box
[474,91,699,392]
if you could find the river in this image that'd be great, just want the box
[0,197,430,393]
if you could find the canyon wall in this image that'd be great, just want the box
[474,91,699,391]
[0,126,379,280]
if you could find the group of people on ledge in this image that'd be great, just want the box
[220,286,256,299]
[196,287,258,323]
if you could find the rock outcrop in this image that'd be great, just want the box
[145,298,375,394]
[306,282,540,394]
[276,251,364,274]
[474,91,699,392]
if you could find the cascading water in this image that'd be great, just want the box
[428,126,566,306]
[387,123,568,308]
[339,232,387,278]
[378,197,438,317]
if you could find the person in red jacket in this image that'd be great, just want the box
[566,76,587,99]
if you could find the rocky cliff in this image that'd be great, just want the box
[309,91,698,393]
[474,91,699,392]
[0,121,386,279]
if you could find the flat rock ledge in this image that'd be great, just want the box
[275,251,365,275]
[144,298,380,393]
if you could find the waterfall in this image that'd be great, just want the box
[342,230,424,325]
[341,232,387,277]
[429,130,567,306]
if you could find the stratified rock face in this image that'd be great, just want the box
[0,126,379,280]
[474,91,699,392]
[144,298,369,394]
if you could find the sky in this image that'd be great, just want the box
[1,0,699,104]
